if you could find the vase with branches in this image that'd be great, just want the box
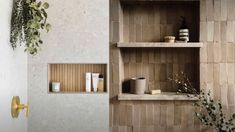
[169,72,235,132]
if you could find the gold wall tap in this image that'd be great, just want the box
[11,96,29,118]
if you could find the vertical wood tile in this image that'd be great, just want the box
[127,105,133,126]
[200,0,207,21]
[146,103,154,125]
[214,22,221,43]
[200,22,207,42]
[214,44,221,62]
[113,21,120,42]
[200,42,207,63]
[227,0,235,20]
[207,43,214,62]
[220,63,227,84]
[227,44,234,62]
[153,103,160,125]
[227,63,234,84]
[226,21,234,42]
[221,21,227,43]
[174,103,182,125]
[221,0,228,21]
[166,102,174,126]
[221,84,228,107]
[221,44,227,63]
[160,104,167,125]
[228,84,235,105]
[133,103,140,127]
[206,0,214,21]
[140,103,147,126]
[214,0,221,21]
[119,104,127,125]
[213,64,220,84]
[114,104,120,126]
[207,64,214,83]
[207,21,214,42]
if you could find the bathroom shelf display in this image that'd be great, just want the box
[111,0,201,100]
[118,93,198,101]
[48,64,108,93]
[117,42,203,48]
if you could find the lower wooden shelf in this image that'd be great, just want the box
[49,91,108,94]
[118,92,198,101]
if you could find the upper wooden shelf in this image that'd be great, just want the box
[117,42,203,48]
[118,92,198,101]
[121,0,199,1]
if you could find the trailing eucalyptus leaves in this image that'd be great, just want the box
[10,0,51,55]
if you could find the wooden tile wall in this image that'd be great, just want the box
[49,64,107,92]
[121,48,199,92]
[122,1,199,42]
[110,0,235,132]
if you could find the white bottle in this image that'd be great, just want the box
[92,73,99,92]
[86,72,91,92]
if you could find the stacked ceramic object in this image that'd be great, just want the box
[179,29,189,42]
[178,16,189,42]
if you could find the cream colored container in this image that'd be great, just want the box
[52,82,60,92]
[164,36,175,43]
[98,75,104,92]
[131,77,146,94]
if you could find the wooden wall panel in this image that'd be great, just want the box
[121,48,200,92]
[110,0,235,132]
[122,2,199,42]
[49,64,107,93]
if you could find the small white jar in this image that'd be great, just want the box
[52,82,60,92]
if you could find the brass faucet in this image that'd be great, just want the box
[11,96,29,118]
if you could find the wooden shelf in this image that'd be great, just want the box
[121,0,199,2]
[48,92,108,94]
[117,42,203,48]
[118,92,198,101]
[48,64,108,93]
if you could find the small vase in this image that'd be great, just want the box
[131,77,146,94]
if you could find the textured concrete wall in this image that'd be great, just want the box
[110,0,235,132]
[28,0,109,132]
[0,0,28,132]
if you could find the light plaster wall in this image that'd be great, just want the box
[28,0,109,132]
[0,0,28,132]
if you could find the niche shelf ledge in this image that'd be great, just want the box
[117,42,203,48]
[118,92,198,101]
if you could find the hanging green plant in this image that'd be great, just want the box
[10,0,51,55]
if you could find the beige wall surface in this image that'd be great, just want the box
[28,0,109,132]
[110,0,235,132]
[0,0,28,132]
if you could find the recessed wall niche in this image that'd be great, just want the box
[48,64,107,93]
[120,1,200,42]
[112,0,201,100]
[121,48,200,93]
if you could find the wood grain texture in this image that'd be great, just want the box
[121,1,199,42]
[121,48,200,92]
[117,42,203,47]
[49,64,107,93]
[110,0,235,131]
